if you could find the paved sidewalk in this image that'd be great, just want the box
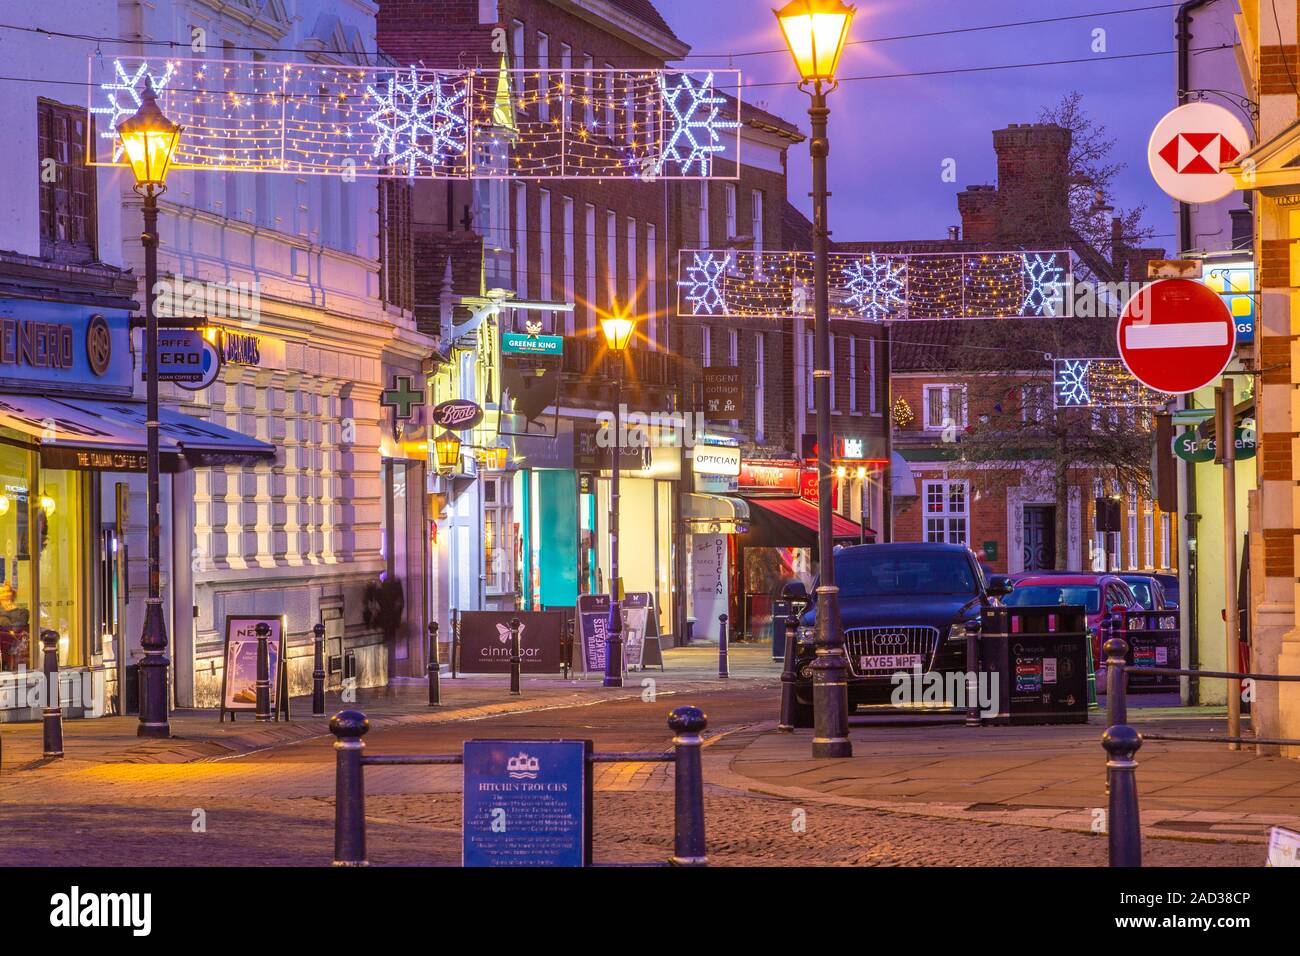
[715,706,1300,848]
[0,645,776,772]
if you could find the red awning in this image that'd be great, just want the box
[747,496,867,540]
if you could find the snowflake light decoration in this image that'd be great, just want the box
[365,67,467,177]
[1054,360,1092,407]
[842,255,906,320]
[1022,253,1067,316]
[90,59,176,159]
[657,72,739,177]
[679,252,732,315]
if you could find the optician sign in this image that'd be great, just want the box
[691,444,741,476]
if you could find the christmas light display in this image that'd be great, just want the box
[676,248,1072,320]
[87,57,742,180]
[1052,358,1169,409]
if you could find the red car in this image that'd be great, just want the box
[1002,573,1142,671]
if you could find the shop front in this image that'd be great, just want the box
[0,292,273,721]
[683,441,747,644]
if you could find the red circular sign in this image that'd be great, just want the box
[1116,278,1235,395]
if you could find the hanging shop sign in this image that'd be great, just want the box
[156,329,207,384]
[432,398,483,430]
[381,374,426,422]
[203,326,287,371]
[501,332,564,356]
[691,444,742,477]
[1172,427,1256,463]
[462,739,592,867]
[701,366,742,422]
[1147,101,1251,205]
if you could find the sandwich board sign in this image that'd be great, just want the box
[576,594,610,673]
[462,739,593,867]
[622,592,664,671]
[218,614,289,721]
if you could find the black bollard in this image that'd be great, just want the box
[509,617,522,696]
[717,613,729,679]
[1103,724,1143,867]
[427,622,441,706]
[1104,636,1130,729]
[41,629,64,758]
[778,612,799,731]
[312,622,326,717]
[330,710,369,866]
[254,622,271,722]
[964,619,982,727]
[669,705,708,866]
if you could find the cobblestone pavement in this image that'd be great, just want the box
[0,664,1268,866]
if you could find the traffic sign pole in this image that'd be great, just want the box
[1218,382,1242,749]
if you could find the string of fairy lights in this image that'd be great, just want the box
[1053,358,1169,409]
[676,249,1071,321]
[87,57,742,180]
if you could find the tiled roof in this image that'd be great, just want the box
[717,91,805,140]
[782,201,814,251]
[607,0,680,41]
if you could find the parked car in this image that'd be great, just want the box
[1153,572,1180,609]
[788,543,1010,726]
[1119,573,1172,611]
[1001,573,1142,669]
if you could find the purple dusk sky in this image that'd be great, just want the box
[654,0,1219,251]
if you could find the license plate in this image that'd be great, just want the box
[860,654,924,671]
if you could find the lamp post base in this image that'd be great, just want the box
[136,602,171,739]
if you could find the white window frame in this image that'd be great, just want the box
[923,480,969,546]
[829,333,838,412]
[1143,511,1154,570]
[604,62,616,135]
[536,32,550,122]
[1160,513,1171,570]
[728,327,738,365]
[562,196,575,335]
[849,338,858,413]
[538,188,552,323]
[646,223,657,348]
[483,475,514,595]
[605,210,618,309]
[511,20,525,74]
[559,43,572,123]
[868,337,879,414]
[583,54,595,127]
[805,330,814,411]
[751,188,764,253]
[626,216,637,312]
[725,184,737,240]
[698,183,710,246]
[584,203,596,333]
[755,331,766,442]
[924,384,967,431]
[513,183,528,298]
[701,325,711,368]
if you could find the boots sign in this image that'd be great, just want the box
[431,399,483,430]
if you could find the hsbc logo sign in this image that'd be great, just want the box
[1155,131,1241,175]
[1147,102,1251,205]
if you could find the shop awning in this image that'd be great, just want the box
[743,496,867,548]
[891,450,917,498]
[682,493,750,534]
[0,395,276,472]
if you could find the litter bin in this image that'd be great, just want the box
[770,600,792,661]
[978,605,1090,725]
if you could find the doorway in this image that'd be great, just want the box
[1023,505,1057,570]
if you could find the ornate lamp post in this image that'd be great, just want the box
[118,80,182,738]
[776,0,855,758]
[600,311,636,688]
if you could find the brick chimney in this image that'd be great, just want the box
[957,185,998,243]
[991,123,1072,247]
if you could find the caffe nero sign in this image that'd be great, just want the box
[432,399,484,430]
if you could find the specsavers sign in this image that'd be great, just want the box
[1172,426,1256,463]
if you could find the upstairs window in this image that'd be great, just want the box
[38,100,97,263]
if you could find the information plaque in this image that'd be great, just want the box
[463,739,593,867]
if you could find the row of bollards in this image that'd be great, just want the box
[330,705,710,866]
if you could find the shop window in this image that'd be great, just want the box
[1160,513,1171,570]
[38,99,97,263]
[39,470,87,668]
[1143,512,1154,569]
[483,476,514,596]
[0,447,34,676]
[923,480,968,546]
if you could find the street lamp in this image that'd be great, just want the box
[433,430,463,474]
[119,79,181,739]
[600,310,637,688]
[776,0,855,759]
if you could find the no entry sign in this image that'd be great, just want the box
[1117,279,1235,395]
[1147,102,1250,205]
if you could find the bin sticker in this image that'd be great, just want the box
[1042,657,1057,684]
